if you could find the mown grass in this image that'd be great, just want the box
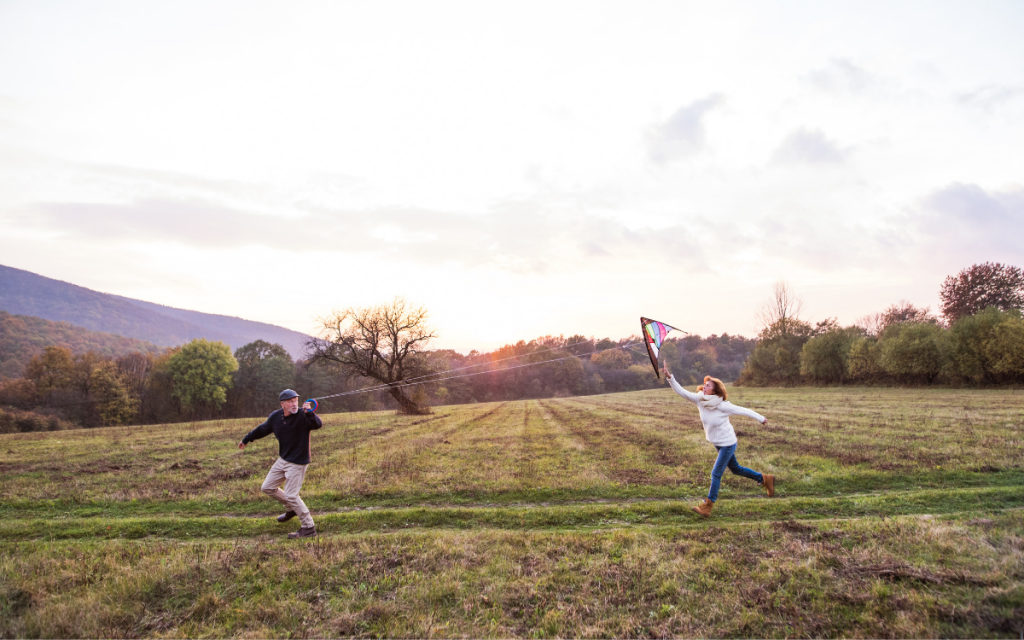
[1,386,1022,637]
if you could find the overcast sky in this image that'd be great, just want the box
[1,1,1022,351]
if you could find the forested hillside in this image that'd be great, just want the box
[0,264,309,356]
[0,310,164,378]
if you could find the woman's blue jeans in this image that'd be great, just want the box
[707,443,763,502]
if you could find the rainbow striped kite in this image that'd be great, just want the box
[640,317,684,378]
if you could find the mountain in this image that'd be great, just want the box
[0,310,165,378]
[0,264,310,358]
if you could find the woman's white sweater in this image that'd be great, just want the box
[667,376,765,446]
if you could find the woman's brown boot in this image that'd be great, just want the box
[762,474,775,497]
[691,498,714,517]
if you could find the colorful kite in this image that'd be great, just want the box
[640,317,685,378]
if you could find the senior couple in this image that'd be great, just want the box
[241,373,774,539]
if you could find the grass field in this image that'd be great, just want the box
[1,387,1022,638]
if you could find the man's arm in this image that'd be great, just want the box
[238,420,274,449]
[303,408,323,431]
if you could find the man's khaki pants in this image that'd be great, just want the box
[261,457,314,528]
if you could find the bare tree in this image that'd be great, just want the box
[755,280,804,333]
[854,312,884,338]
[856,300,936,336]
[307,297,438,415]
[940,262,1024,323]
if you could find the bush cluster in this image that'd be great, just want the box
[739,307,1024,386]
[0,407,77,434]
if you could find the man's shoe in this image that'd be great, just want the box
[288,526,316,539]
[691,498,714,517]
[277,510,297,523]
[762,474,775,498]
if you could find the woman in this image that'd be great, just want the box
[662,366,775,517]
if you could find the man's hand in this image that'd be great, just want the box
[237,441,246,450]
[302,401,312,411]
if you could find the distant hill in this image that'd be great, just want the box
[0,264,310,358]
[0,310,165,378]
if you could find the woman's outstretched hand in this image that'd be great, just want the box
[762,418,769,425]
[661,365,672,380]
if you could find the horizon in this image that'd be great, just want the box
[1,1,1022,352]
[2,262,753,357]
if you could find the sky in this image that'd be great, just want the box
[1,1,1022,352]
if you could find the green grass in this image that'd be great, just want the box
[1,387,1023,637]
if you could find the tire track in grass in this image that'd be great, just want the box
[542,399,699,486]
[319,403,511,497]
[394,402,521,495]
[590,391,999,474]
[5,485,1022,542]
[526,400,607,490]
[567,395,712,450]
[516,402,535,486]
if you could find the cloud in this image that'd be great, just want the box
[955,84,1024,112]
[744,182,1024,277]
[28,199,276,247]
[806,58,870,94]
[772,128,847,165]
[915,182,1024,259]
[645,94,724,163]
[744,202,890,272]
[16,197,709,274]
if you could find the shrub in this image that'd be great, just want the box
[737,318,814,386]
[989,312,1024,382]
[877,322,945,384]
[847,338,884,383]
[627,364,658,388]
[0,378,38,410]
[946,307,1023,384]
[800,327,863,384]
[0,407,78,434]
[590,349,632,370]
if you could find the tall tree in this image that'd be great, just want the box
[940,262,1024,322]
[231,340,294,416]
[165,339,238,417]
[91,362,139,426]
[755,280,804,334]
[308,297,438,415]
[23,346,74,401]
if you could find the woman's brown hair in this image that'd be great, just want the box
[696,375,728,400]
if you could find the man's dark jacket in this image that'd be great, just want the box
[241,408,323,465]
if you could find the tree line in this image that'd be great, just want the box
[0,301,752,431]
[738,263,1024,386]
[14,258,1006,431]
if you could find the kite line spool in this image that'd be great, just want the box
[305,399,318,412]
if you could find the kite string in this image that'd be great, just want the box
[313,335,613,392]
[312,341,640,401]
[306,336,620,399]
[28,339,641,408]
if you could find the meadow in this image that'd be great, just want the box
[1,387,1022,638]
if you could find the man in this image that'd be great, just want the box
[238,389,323,538]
